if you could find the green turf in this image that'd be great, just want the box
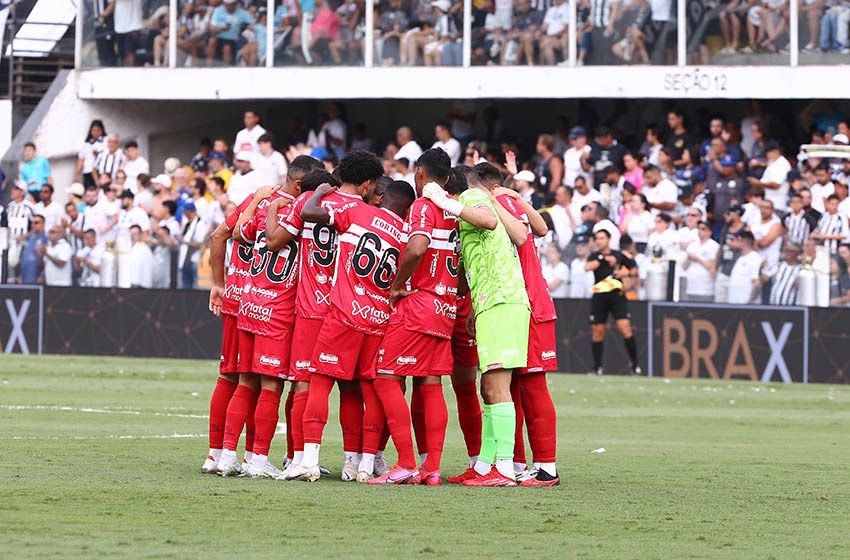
[1,355,849,559]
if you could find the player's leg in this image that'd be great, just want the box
[518,372,559,487]
[510,372,528,478]
[447,365,482,483]
[219,372,260,476]
[247,375,285,478]
[415,375,449,485]
[411,382,427,463]
[295,372,335,481]
[358,379,385,482]
[284,315,319,476]
[375,422,391,477]
[285,381,310,474]
[370,374,420,484]
[337,380,364,481]
[205,314,241,472]
[283,386,295,468]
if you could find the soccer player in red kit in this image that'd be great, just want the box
[216,156,323,477]
[483,163,560,487]
[205,183,281,474]
[287,171,415,482]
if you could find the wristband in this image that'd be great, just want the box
[441,198,464,217]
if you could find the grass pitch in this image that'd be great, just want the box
[1,355,848,559]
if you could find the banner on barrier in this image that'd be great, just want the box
[0,285,43,354]
[648,302,808,383]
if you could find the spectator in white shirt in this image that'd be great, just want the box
[642,165,679,216]
[682,220,719,302]
[540,0,571,65]
[619,193,655,253]
[810,163,835,214]
[548,185,575,250]
[569,238,595,298]
[151,200,180,289]
[320,103,348,160]
[258,133,288,184]
[33,184,66,231]
[92,134,125,184]
[121,140,150,193]
[227,152,262,205]
[747,141,790,212]
[116,189,152,252]
[39,224,73,286]
[93,183,122,244]
[752,199,784,271]
[564,126,592,188]
[75,229,105,287]
[646,213,679,259]
[727,231,764,304]
[178,203,210,290]
[432,121,462,165]
[592,205,621,250]
[129,225,154,289]
[394,126,423,170]
[569,175,602,224]
[541,243,570,298]
[234,110,267,153]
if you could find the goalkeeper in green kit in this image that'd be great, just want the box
[422,165,530,487]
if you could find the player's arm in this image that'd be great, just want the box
[265,198,298,251]
[389,233,428,303]
[491,197,528,247]
[422,183,497,230]
[232,185,281,242]
[208,221,230,316]
[301,183,338,224]
[494,186,548,237]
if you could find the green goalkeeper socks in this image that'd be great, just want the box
[479,404,496,465]
[490,402,516,461]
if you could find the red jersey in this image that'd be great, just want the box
[496,194,557,323]
[237,192,299,337]
[222,196,256,317]
[328,198,409,336]
[399,197,460,339]
[283,190,361,319]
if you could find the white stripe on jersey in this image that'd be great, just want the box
[284,223,300,236]
[431,227,455,240]
[429,239,456,251]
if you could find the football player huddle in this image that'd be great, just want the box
[205,148,559,488]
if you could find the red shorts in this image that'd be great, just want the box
[220,314,239,374]
[309,307,383,381]
[376,315,452,377]
[289,315,324,382]
[518,319,558,375]
[250,333,293,379]
[237,329,254,374]
[452,307,478,369]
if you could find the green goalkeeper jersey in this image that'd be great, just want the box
[458,187,530,315]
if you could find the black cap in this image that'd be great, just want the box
[727,204,745,216]
[764,140,781,152]
[120,189,135,199]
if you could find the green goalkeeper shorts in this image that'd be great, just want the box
[475,303,530,373]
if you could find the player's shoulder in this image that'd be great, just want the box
[460,187,489,205]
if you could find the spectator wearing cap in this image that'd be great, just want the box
[227,151,261,205]
[19,142,52,202]
[177,202,209,290]
[432,121,462,165]
[747,141,791,212]
[511,170,545,209]
[207,151,234,190]
[585,126,627,188]
[65,182,86,212]
[714,205,747,302]
[207,0,255,66]
[564,126,592,188]
[258,133,288,184]
[705,137,745,230]
[121,140,150,192]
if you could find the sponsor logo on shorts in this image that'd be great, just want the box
[369,292,390,305]
[319,352,339,365]
[434,299,457,319]
[295,360,311,370]
[351,301,390,324]
[240,301,273,322]
[396,356,418,365]
[542,351,557,360]
[377,348,385,363]
[354,284,366,296]
[259,355,281,367]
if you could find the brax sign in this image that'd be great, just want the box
[0,286,43,355]
[648,303,808,384]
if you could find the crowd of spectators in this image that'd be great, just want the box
[5,101,850,307]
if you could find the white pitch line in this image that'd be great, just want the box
[6,433,207,441]
[0,404,208,420]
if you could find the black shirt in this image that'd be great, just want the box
[588,142,627,186]
[665,131,692,162]
[588,250,637,283]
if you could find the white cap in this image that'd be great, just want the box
[65,182,85,197]
[513,170,536,183]
[833,133,849,145]
[164,157,181,174]
[153,173,172,188]
[431,0,451,11]
[235,151,253,162]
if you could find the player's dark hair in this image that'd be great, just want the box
[474,162,503,187]
[374,175,392,196]
[445,167,468,195]
[416,148,452,183]
[162,200,177,217]
[301,169,339,192]
[383,180,416,213]
[288,155,324,181]
[338,150,383,185]
[455,164,481,188]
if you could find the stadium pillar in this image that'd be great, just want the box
[676,0,686,66]
[168,0,177,68]
[462,0,471,67]
[789,0,799,66]
[365,0,374,67]
[568,0,577,67]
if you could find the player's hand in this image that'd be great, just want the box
[254,184,282,201]
[209,285,224,316]
[466,313,476,338]
[492,186,519,200]
[389,285,417,305]
[315,183,338,198]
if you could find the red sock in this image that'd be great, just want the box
[360,380,385,455]
[521,372,557,463]
[419,383,448,472]
[284,388,295,460]
[253,388,282,457]
[244,387,260,453]
[411,382,427,455]
[373,377,416,469]
[223,384,256,452]
[511,374,527,465]
[338,386,364,453]
[303,374,335,445]
[290,391,309,452]
[209,377,237,450]
[379,422,390,452]
[452,379,482,457]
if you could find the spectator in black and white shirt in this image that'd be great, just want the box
[766,244,801,306]
[92,134,125,184]
[783,192,816,247]
[813,194,848,257]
